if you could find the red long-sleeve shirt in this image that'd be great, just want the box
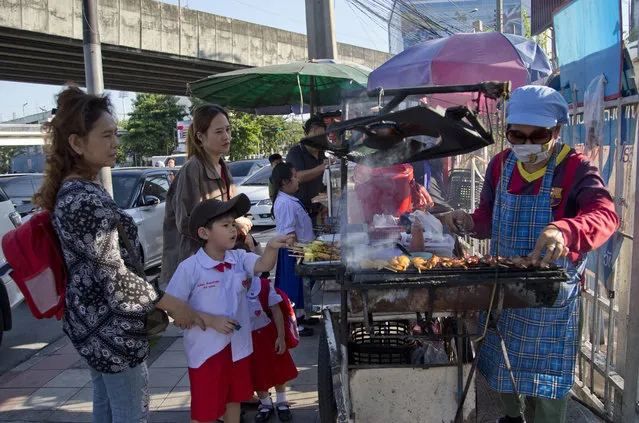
[472,145,619,257]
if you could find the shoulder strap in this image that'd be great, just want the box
[115,218,146,278]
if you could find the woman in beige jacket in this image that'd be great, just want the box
[161,104,254,283]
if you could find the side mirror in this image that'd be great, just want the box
[142,195,160,207]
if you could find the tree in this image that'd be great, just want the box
[227,111,262,161]
[121,94,187,159]
[0,147,26,173]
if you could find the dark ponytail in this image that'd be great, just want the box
[270,162,295,218]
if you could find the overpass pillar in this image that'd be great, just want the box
[305,0,337,60]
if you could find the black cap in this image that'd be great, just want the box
[188,194,251,240]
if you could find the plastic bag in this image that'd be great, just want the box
[584,74,606,152]
[411,210,444,242]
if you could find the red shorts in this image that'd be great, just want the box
[188,345,252,422]
[250,322,299,392]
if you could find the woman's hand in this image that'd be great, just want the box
[235,216,253,236]
[157,294,206,330]
[529,225,569,267]
[439,210,474,234]
[274,336,286,355]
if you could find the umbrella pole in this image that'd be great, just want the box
[297,74,305,117]
[310,75,315,115]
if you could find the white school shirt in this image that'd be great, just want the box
[246,277,283,331]
[165,248,260,368]
[274,191,314,243]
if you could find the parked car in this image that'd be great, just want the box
[228,158,269,185]
[236,166,275,227]
[0,173,44,216]
[111,168,174,269]
[0,185,24,347]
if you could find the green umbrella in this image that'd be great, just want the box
[188,59,370,114]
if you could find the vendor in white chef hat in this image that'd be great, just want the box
[440,85,618,423]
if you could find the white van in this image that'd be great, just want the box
[164,154,187,167]
[0,185,24,346]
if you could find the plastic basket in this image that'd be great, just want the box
[447,169,483,211]
[348,321,417,365]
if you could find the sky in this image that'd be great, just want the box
[0,0,388,122]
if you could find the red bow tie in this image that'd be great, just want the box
[214,262,232,272]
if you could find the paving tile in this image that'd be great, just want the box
[29,354,81,371]
[166,339,184,351]
[287,387,319,408]
[19,387,80,410]
[43,369,91,388]
[46,410,93,422]
[0,409,54,421]
[157,386,190,411]
[0,371,20,386]
[148,368,186,388]
[288,365,318,387]
[150,387,171,412]
[149,351,188,368]
[0,369,61,388]
[0,387,37,412]
[59,386,93,413]
[55,343,79,355]
[176,372,190,388]
[149,410,191,422]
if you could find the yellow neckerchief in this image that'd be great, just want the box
[516,144,571,183]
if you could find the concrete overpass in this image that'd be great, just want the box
[0,0,391,96]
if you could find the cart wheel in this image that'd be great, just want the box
[318,322,338,423]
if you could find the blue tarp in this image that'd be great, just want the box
[554,0,622,102]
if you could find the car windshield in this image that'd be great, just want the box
[228,161,257,177]
[0,177,38,202]
[112,174,140,209]
[241,166,272,186]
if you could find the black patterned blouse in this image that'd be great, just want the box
[52,180,159,373]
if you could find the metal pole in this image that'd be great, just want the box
[496,0,503,33]
[83,0,113,196]
[622,98,639,423]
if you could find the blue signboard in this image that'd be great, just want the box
[561,104,636,286]
[554,0,623,102]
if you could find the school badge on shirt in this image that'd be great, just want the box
[550,187,563,208]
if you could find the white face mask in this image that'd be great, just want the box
[510,142,553,165]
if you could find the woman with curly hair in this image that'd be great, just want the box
[34,86,206,423]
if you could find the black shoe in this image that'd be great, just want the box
[298,316,320,326]
[276,403,292,421]
[496,416,524,423]
[299,326,314,337]
[254,405,274,422]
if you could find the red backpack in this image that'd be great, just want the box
[257,278,300,349]
[1,211,67,320]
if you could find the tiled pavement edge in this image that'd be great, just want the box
[0,282,602,423]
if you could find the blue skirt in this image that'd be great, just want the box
[275,248,304,310]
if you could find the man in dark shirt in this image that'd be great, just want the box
[285,115,328,221]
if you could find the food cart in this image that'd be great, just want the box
[294,82,572,423]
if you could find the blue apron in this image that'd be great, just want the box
[477,147,585,399]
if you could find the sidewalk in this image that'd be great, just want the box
[0,280,604,423]
[0,323,320,423]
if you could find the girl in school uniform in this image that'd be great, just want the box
[247,277,299,422]
[272,162,315,337]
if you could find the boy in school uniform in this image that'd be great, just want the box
[165,194,294,423]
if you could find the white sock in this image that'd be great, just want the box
[276,391,287,404]
[260,396,273,407]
